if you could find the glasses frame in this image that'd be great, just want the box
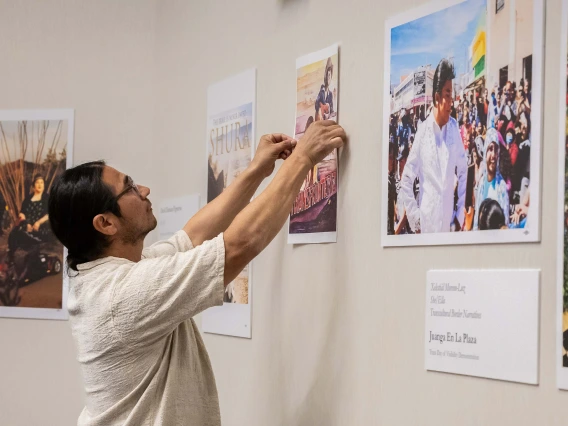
[114,175,142,202]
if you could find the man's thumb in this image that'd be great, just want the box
[274,139,296,153]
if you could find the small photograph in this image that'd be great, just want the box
[0,110,73,320]
[289,44,339,244]
[207,102,253,304]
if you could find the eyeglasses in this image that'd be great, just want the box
[115,175,142,202]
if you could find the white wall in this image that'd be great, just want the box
[0,1,156,425]
[153,1,567,425]
[2,0,568,425]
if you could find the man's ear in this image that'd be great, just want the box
[93,213,118,237]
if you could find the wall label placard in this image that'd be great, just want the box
[425,270,539,385]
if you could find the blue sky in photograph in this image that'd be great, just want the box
[390,0,486,89]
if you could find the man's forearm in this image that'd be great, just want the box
[183,165,264,247]
[223,155,311,284]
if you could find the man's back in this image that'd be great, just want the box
[68,232,225,426]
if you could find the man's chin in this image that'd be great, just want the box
[148,216,158,233]
[140,216,158,240]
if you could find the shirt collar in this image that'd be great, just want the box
[76,256,132,271]
[429,114,443,136]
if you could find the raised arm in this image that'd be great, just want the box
[223,121,346,285]
[183,134,296,247]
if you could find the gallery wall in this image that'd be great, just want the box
[153,0,566,425]
[1,0,567,425]
[0,1,157,425]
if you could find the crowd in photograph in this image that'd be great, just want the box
[388,76,532,234]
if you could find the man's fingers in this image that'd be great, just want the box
[328,127,347,139]
[269,133,294,143]
[317,120,336,127]
[330,136,345,149]
[274,139,297,154]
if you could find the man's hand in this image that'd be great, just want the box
[293,120,346,168]
[223,123,347,285]
[316,157,337,179]
[250,134,297,178]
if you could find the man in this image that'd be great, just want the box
[47,121,346,426]
[398,58,467,233]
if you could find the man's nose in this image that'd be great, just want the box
[139,185,150,199]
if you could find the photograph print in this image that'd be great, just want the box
[289,44,339,244]
[382,0,544,246]
[0,109,73,320]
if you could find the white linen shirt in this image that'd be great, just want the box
[68,231,225,426]
[398,113,467,233]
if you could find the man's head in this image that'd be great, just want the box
[48,161,156,270]
[432,58,455,127]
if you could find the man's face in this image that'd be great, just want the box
[435,80,453,125]
[102,166,157,244]
[486,143,498,176]
[326,69,332,86]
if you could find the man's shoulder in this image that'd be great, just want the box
[415,115,431,137]
[447,116,459,129]
[447,117,463,139]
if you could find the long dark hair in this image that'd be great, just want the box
[48,161,122,271]
[478,198,505,230]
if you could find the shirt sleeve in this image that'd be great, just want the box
[111,233,225,346]
[141,230,194,259]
